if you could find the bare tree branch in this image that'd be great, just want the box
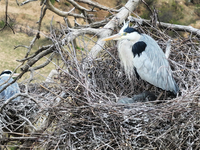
[60,27,101,46]
[30,52,56,71]
[67,0,93,12]
[0,93,39,113]
[75,0,119,12]
[18,0,37,6]
[16,45,51,62]
[88,0,140,60]
[67,0,96,23]
[74,17,112,28]
[20,45,54,72]
[18,115,37,130]
[129,16,200,37]
[46,0,85,18]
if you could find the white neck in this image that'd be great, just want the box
[118,40,135,79]
[117,32,141,78]
[126,32,141,42]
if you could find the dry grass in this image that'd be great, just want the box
[0,30,57,83]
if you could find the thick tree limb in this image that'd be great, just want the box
[30,52,55,71]
[20,46,54,72]
[16,45,51,62]
[67,0,93,12]
[88,0,140,60]
[69,27,100,35]
[46,0,84,18]
[66,0,94,23]
[129,17,200,37]
[61,27,100,45]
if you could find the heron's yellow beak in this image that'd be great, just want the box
[102,33,123,41]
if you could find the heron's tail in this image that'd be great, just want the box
[172,79,179,95]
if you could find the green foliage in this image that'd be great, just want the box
[76,46,84,51]
[145,0,157,6]
[64,2,70,6]
[0,16,16,29]
[0,20,5,28]
[9,19,16,28]
[184,0,191,6]
[138,0,199,26]
[10,146,18,150]
[140,11,151,20]
[50,0,55,5]
[158,1,184,24]
[139,0,158,20]
[194,6,200,17]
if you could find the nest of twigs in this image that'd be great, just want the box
[1,24,200,149]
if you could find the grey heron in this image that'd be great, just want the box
[0,70,20,101]
[102,22,179,95]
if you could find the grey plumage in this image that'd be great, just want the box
[118,34,178,94]
[134,34,178,94]
[0,70,20,101]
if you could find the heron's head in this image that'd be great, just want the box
[0,70,19,78]
[102,22,141,42]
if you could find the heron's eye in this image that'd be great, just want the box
[123,32,127,36]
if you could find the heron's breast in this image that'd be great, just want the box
[118,40,135,64]
[118,40,135,76]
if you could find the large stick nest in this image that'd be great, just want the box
[1,24,200,149]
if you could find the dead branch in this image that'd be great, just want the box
[0,93,39,113]
[30,52,56,71]
[74,16,111,28]
[66,0,96,23]
[129,16,200,37]
[75,0,119,12]
[20,45,54,72]
[67,0,93,12]
[18,114,37,130]
[58,27,101,46]
[18,0,37,6]
[16,45,51,62]
[88,0,140,60]
[46,0,84,18]
[36,4,47,39]
[69,27,101,36]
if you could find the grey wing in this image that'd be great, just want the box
[133,35,179,94]
[0,77,20,101]
[5,82,20,101]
